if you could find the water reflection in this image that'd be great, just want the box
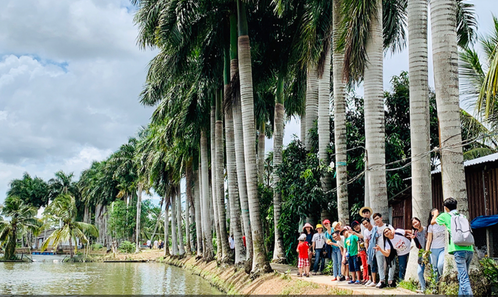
[0,260,221,295]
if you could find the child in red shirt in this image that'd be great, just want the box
[297,233,310,277]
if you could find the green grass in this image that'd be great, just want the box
[398,279,418,292]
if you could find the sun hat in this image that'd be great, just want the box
[359,206,373,217]
[298,234,306,241]
[302,222,313,231]
[332,221,340,229]
[316,224,323,229]
[323,219,331,225]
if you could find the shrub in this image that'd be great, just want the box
[119,241,134,253]
[480,257,498,295]
[91,243,103,251]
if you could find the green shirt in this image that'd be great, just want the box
[436,211,474,254]
[345,234,359,256]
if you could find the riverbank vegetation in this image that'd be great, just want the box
[1,1,498,293]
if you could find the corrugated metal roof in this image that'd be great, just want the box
[431,152,498,175]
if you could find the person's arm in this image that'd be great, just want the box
[425,232,433,251]
[352,230,364,239]
[374,244,390,257]
[432,209,440,225]
[365,236,370,250]
[312,241,316,253]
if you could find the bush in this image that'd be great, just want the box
[91,243,103,251]
[119,241,134,253]
[480,257,498,295]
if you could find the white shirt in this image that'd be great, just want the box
[312,232,326,249]
[428,223,446,249]
[386,229,411,256]
[229,237,235,249]
[335,236,345,249]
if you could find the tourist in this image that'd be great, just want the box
[359,206,374,234]
[229,234,235,250]
[146,239,152,249]
[312,224,326,275]
[154,240,158,249]
[303,223,314,263]
[373,212,394,288]
[332,221,342,233]
[331,230,348,281]
[344,226,361,284]
[362,217,378,287]
[323,220,333,269]
[411,217,427,293]
[325,220,342,281]
[351,221,368,284]
[426,208,445,282]
[374,227,412,288]
[297,233,310,277]
[434,198,474,296]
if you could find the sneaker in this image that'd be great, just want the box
[416,289,424,294]
[368,282,377,287]
[364,280,372,286]
[348,280,355,284]
[339,276,346,281]
[331,277,337,281]
[355,280,361,284]
[376,282,387,289]
[388,281,397,288]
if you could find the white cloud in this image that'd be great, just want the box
[0,0,157,203]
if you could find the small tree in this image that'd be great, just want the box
[41,194,98,258]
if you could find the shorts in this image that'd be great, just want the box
[298,257,310,268]
[371,254,378,273]
[348,255,359,272]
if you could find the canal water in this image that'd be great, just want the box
[0,255,222,295]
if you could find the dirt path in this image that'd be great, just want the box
[271,263,420,296]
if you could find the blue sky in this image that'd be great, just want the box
[0,0,496,205]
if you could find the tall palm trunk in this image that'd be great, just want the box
[171,193,178,255]
[211,98,222,258]
[333,0,349,224]
[305,64,319,151]
[272,74,286,263]
[176,187,185,255]
[226,19,245,263]
[215,89,229,261]
[186,161,194,253]
[135,184,143,253]
[364,0,388,220]
[194,169,203,256]
[201,131,214,260]
[232,49,253,264]
[430,0,468,214]
[237,0,271,274]
[405,0,431,281]
[319,44,332,193]
[258,123,266,184]
[300,110,306,144]
[163,195,171,256]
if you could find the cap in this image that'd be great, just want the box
[298,234,307,241]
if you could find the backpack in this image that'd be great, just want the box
[450,212,475,246]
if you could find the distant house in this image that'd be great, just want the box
[35,228,80,251]
[390,152,498,257]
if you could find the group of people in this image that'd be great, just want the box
[296,197,474,295]
[145,239,164,249]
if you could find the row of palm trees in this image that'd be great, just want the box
[127,0,487,275]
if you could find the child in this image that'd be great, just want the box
[297,233,310,277]
[344,226,361,284]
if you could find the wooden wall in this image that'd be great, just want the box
[431,161,498,220]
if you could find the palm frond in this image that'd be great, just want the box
[456,0,477,48]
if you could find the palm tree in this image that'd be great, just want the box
[41,194,98,258]
[237,0,272,273]
[0,196,41,260]
[430,0,468,215]
[333,0,349,223]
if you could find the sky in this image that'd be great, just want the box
[0,0,497,205]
